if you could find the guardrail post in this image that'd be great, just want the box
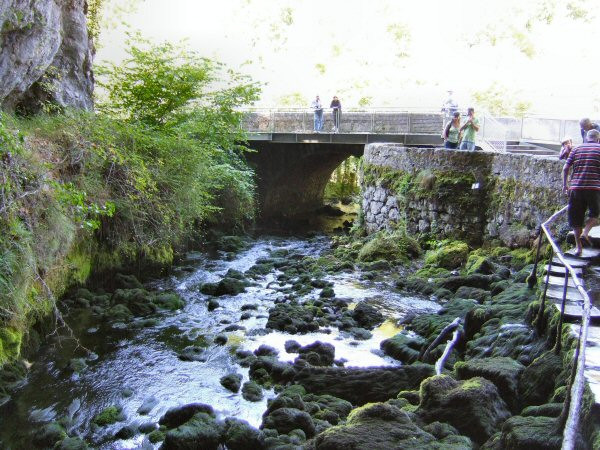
[535,248,553,336]
[527,226,544,289]
[558,330,581,430]
[554,268,569,354]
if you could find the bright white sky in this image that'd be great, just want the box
[98,0,600,117]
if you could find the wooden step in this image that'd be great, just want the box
[552,255,590,268]
[545,286,585,302]
[545,265,583,277]
[565,247,600,261]
[545,274,583,288]
[554,303,600,320]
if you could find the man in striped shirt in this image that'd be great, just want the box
[563,129,600,256]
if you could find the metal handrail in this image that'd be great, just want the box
[529,205,592,450]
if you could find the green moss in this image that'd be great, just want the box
[414,266,451,279]
[424,240,469,270]
[148,429,166,443]
[92,406,123,426]
[0,327,23,365]
[460,378,483,390]
[357,229,420,263]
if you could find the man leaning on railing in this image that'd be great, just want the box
[562,129,600,256]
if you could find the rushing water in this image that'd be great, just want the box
[0,234,441,449]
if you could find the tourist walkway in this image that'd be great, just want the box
[548,228,600,406]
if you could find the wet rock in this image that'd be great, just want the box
[518,351,562,406]
[153,292,184,310]
[380,332,426,364]
[121,388,134,398]
[254,345,279,357]
[242,381,263,402]
[32,422,67,447]
[65,358,87,374]
[223,324,246,332]
[520,403,563,418]
[207,299,220,311]
[436,274,500,292]
[293,364,435,405]
[349,327,372,340]
[488,415,563,449]
[266,302,319,334]
[115,424,137,439]
[223,418,266,450]
[178,346,207,362]
[159,403,215,429]
[115,273,144,290]
[241,303,259,311]
[200,277,248,297]
[137,396,159,415]
[417,375,510,444]
[138,422,158,433]
[220,373,243,393]
[455,357,525,411]
[314,402,471,449]
[284,340,301,353]
[162,412,224,450]
[240,312,252,320]
[297,341,335,366]
[261,407,316,438]
[217,235,247,253]
[112,289,158,316]
[455,286,490,303]
[148,429,166,443]
[54,437,89,450]
[214,334,228,345]
[105,304,133,322]
[320,287,335,298]
[352,302,384,329]
[92,406,125,426]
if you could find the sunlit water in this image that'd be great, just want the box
[0,235,440,449]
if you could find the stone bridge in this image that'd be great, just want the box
[244,111,445,219]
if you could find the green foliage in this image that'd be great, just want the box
[324,157,360,204]
[423,240,469,270]
[472,82,531,117]
[277,92,308,107]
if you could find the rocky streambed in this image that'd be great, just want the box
[0,233,591,449]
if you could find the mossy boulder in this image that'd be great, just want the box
[314,402,472,449]
[297,341,335,366]
[54,437,89,450]
[490,415,562,450]
[266,302,319,334]
[520,403,563,418]
[357,230,420,263]
[220,373,243,393]
[454,286,490,303]
[153,292,184,310]
[261,407,316,438]
[112,288,157,316]
[518,351,562,406]
[417,375,511,444]
[424,240,469,270]
[32,422,67,447]
[454,357,525,411]
[223,418,265,450]
[352,302,384,329]
[0,327,23,364]
[380,332,425,363]
[242,381,263,402]
[200,277,248,297]
[465,253,496,275]
[161,412,224,450]
[115,273,144,290]
[159,403,215,429]
[92,406,124,426]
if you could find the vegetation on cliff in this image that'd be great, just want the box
[0,38,259,363]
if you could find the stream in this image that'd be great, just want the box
[0,232,441,449]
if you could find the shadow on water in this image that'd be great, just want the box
[0,205,439,449]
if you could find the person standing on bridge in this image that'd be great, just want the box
[311,95,324,132]
[330,96,342,133]
[443,111,461,149]
[580,118,600,143]
[459,108,479,151]
[563,129,600,256]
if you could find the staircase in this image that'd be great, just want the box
[506,140,558,157]
[550,227,600,405]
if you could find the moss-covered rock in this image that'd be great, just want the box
[0,327,23,364]
[380,332,425,363]
[159,403,215,429]
[162,412,224,450]
[223,418,265,450]
[54,437,89,450]
[518,351,562,406]
[424,240,469,270]
[454,357,525,411]
[242,381,263,402]
[454,286,490,303]
[490,415,562,450]
[32,422,67,448]
[261,407,316,438]
[92,406,124,426]
[220,373,243,393]
[200,277,248,297]
[520,403,563,418]
[357,230,420,263]
[153,292,184,310]
[314,402,472,449]
[417,375,511,444]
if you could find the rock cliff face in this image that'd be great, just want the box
[0,0,93,112]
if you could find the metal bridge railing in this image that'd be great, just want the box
[528,206,593,450]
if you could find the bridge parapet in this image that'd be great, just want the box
[241,109,443,135]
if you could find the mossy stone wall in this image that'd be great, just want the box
[361,145,564,246]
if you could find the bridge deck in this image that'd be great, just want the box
[247,132,443,146]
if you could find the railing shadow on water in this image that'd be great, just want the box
[527,206,593,450]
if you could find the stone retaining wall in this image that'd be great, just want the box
[361,144,564,246]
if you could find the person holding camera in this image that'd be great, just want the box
[443,111,461,149]
[459,107,479,150]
